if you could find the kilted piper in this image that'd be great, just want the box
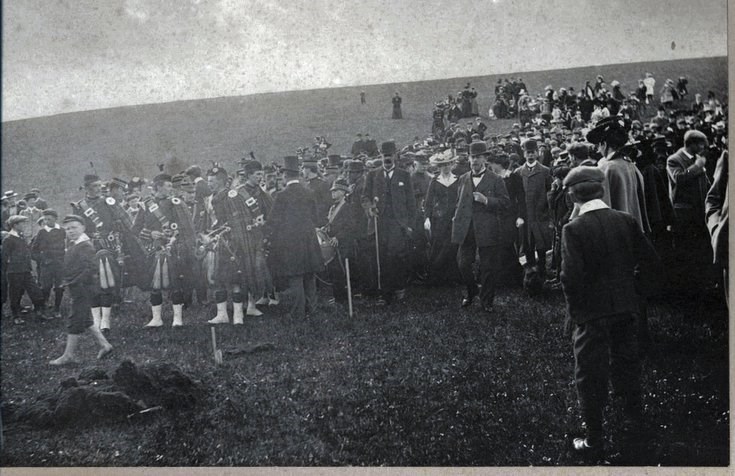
[138,173,197,328]
[205,166,272,324]
[72,173,146,334]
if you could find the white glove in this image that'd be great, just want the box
[515,217,525,228]
[424,217,431,232]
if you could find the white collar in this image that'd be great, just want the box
[8,229,19,237]
[43,224,61,231]
[286,179,300,186]
[578,199,609,216]
[194,177,203,183]
[74,233,90,245]
[526,162,537,170]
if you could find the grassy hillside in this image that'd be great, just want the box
[1,56,727,212]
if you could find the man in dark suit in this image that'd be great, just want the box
[362,140,416,305]
[324,178,361,304]
[561,166,657,462]
[303,158,332,227]
[514,139,553,277]
[452,141,510,312]
[705,150,728,306]
[666,130,713,290]
[266,156,324,319]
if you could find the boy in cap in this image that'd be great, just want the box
[2,215,48,323]
[50,215,113,365]
[561,166,657,462]
[31,209,66,318]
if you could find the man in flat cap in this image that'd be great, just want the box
[666,129,714,291]
[137,173,197,328]
[50,214,113,365]
[323,178,361,304]
[362,140,416,304]
[514,138,553,278]
[72,173,147,334]
[31,209,66,318]
[2,215,48,323]
[452,141,510,312]
[561,166,658,463]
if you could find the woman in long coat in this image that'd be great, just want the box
[423,152,460,285]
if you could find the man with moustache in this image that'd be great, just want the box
[452,141,510,313]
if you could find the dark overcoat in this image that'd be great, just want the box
[451,170,510,247]
[361,168,416,231]
[266,182,324,279]
[514,163,553,249]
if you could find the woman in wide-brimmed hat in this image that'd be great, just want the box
[423,150,460,285]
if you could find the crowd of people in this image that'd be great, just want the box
[0,69,728,462]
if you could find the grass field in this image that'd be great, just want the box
[0,56,730,466]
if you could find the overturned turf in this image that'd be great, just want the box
[4,360,205,429]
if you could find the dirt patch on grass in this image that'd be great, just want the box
[4,360,205,429]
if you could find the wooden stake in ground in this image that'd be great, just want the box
[345,257,353,318]
[210,327,223,365]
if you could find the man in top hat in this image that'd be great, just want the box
[72,173,146,334]
[31,209,66,318]
[137,173,197,328]
[206,166,272,322]
[513,138,553,278]
[325,155,343,184]
[362,140,416,304]
[560,166,657,462]
[586,116,650,234]
[302,157,332,227]
[266,156,324,319]
[452,141,510,312]
[49,214,113,365]
[2,215,48,323]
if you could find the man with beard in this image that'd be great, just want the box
[452,141,510,312]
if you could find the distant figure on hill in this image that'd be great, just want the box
[360,90,366,105]
[392,92,403,119]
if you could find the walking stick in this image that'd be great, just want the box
[373,197,381,290]
[345,257,353,318]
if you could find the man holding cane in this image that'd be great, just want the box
[362,140,416,305]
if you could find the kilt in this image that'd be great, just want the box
[210,241,271,296]
[144,245,195,292]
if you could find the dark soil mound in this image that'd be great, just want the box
[5,360,205,429]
